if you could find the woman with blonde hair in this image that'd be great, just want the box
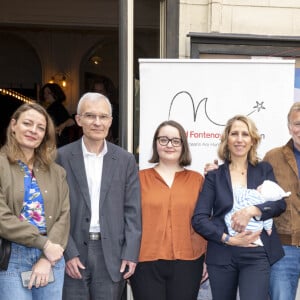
[192,115,286,300]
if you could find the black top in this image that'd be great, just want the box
[47,101,72,147]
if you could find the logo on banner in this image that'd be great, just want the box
[168,91,266,124]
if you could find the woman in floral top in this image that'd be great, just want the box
[0,103,70,299]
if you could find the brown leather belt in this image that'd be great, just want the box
[89,232,101,240]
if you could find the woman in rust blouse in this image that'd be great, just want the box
[130,120,207,300]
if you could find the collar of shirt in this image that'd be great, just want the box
[81,138,108,158]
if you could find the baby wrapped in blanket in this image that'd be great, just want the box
[225,180,291,246]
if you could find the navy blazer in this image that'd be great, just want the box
[192,160,286,266]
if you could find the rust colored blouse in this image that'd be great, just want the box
[138,168,207,262]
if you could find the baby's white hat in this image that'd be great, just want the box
[260,180,291,201]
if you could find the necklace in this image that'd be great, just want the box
[229,166,247,175]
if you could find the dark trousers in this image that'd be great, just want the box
[63,239,125,300]
[130,255,204,300]
[208,246,270,300]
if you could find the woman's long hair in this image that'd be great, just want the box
[218,115,261,165]
[39,83,66,104]
[2,103,57,169]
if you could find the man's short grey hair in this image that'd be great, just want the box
[77,92,112,115]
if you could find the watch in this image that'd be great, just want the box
[223,234,230,244]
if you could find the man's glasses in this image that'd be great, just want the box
[156,136,182,147]
[79,113,112,123]
[289,122,300,128]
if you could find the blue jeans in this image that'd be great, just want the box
[269,245,300,300]
[0,242,65,300]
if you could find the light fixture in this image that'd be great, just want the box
[90,56,102,65]
[48,72,69,88]
[61,76,67,87]
[0,88,35,103]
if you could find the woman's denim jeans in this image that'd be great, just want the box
[0,242,65,300]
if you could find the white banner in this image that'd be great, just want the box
[139,59,295,174]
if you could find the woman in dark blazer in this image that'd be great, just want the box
[192,115,286,300]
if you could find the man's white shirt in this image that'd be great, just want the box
[82,138,107,233]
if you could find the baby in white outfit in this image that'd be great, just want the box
[225,180,291,246]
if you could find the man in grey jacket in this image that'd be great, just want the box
[56,92,141,300]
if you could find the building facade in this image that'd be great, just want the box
[1,0,300,149]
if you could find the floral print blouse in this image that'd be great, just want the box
[18,160,47,234]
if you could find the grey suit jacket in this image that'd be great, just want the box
[56,138,141,282]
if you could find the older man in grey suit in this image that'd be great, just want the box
[56,92,141,300]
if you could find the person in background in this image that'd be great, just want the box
[130,120,207,300]
[56,92,141,300]
[92,80,108,96]
[264,101,300,300]
[39,83,75,147]
[0,103,70,299]
[192,115,286,300]
[91,78,119,144]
